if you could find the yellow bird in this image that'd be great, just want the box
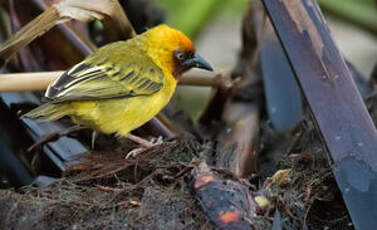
[23,24,213,149]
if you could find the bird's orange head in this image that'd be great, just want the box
[142,24,213,79]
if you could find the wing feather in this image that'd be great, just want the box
[45,41,164,103]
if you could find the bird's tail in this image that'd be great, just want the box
[22,102,71,122]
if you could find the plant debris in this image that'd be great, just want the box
[3,93,375,228]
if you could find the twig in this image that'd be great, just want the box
[95,184,123,192]
[181,69,233,89]
[174,157,200,179]
[0,71,61,92]
[0,70,232,92]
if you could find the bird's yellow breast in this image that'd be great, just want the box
[69,72,177,136]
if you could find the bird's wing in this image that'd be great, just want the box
[45,42,164,103]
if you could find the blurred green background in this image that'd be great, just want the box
[158,0,248,40]
[158,0,377,40]
[155,0,377,120]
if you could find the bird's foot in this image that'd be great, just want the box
[125,147,147,159]
[125,134,163,159]
[149,136,164,145]
[91,131,98,150]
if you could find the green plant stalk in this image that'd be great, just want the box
[168,0,227,40]
[318,0,377,35]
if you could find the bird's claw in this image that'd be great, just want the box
[150,136,163,145]
[125,136,164,159]
[125,147,147,159]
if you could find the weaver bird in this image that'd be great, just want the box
[23,24,213,151]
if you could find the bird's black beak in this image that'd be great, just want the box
[183,54,213,71]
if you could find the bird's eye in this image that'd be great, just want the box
[176,51,185,61]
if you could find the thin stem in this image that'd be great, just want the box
[0,71,62,92]
[0,69,233,92]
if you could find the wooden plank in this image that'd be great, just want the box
[261,0,377,229]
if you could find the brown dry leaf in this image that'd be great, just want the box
[0,0,134,65]
[264,169,292,188]
[254,195,270,209]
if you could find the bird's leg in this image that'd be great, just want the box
[125,133,163,159]
[91,131,98,149]
[27,125,88,152]
[126,133,154,148]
